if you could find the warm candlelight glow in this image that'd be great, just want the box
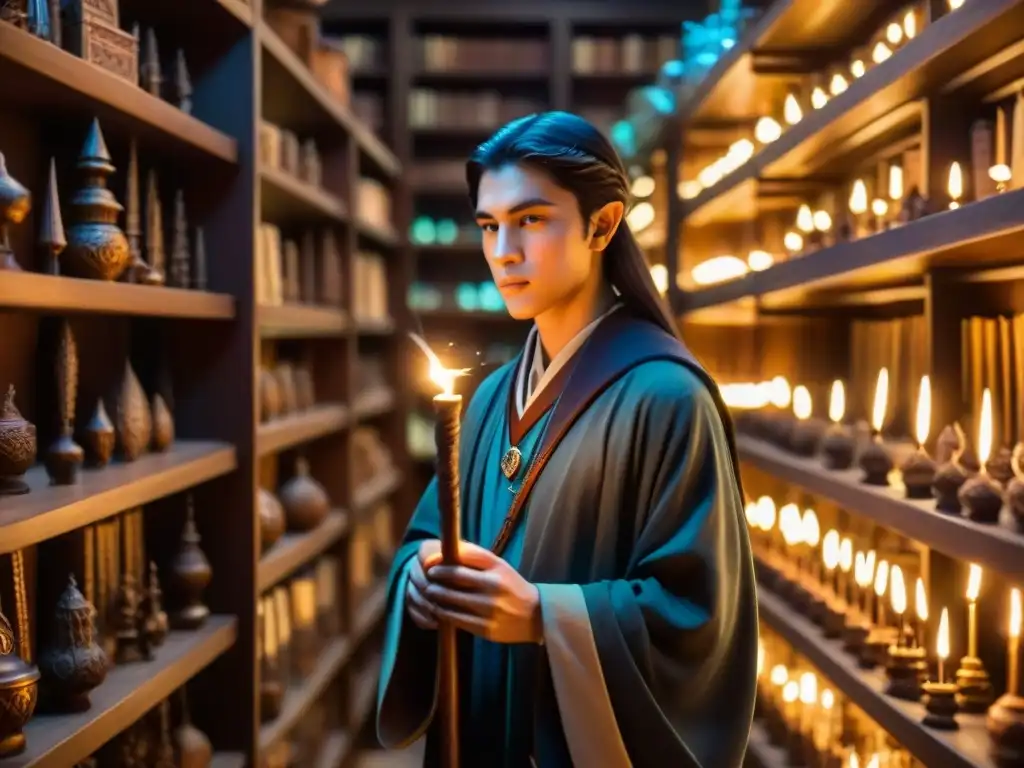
[885,21,903,45]
[796,204,814,233]
[890,565,907,615]
[812,209,832,232]
[916,577,929,623]
[851,59,866,78]
[874,560,889,597]
[780,503,804,548]
[784,93,802,125]
[744,502,758,527]
[938,607,951,681]
[871,198,888,217]
[829,380,845,423]
[866,756,880,768]
[838,537,853,574]
[823,530,841,572]
[903,9,917,38]
[410,333,469,397]
[821,689,834,709]
[849,755,859,768]
[770,664,789,687]
[793,386,812,420]
[990,164,1012,185]
[748,250,774,271]
[782,680,799,703]
[889,164,904,200]
[1011,588,1021,640]
[754,116,783,144]
[948,162,963,208]
[978,388,993,466]
[915,375,931,447]
[1010,588,1021,696]
[811,87,828,110]
[849,179,868,215]
[967,564,983,601]
[829,73,848,96]
[871,368,889,433]
[872,41,892,64]
[758,643,765,676]
[949,0,965,9]
[802,509,820,548]
[769,376,791,408]
[784,230,804,253]
[799,672,817,704]
[756,496,777,532]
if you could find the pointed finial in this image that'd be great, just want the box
[80,118,111,163]
[39,158,66,272]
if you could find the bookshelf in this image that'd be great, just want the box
[658,0,1024,763]
[0,0,406,764]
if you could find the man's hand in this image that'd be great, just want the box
[423,541,543,645]
[405,539,441,630]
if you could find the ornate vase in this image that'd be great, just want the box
[0,152,30,271]
[0,385,37,496]
[279,456,329,531]
[170,496,212,630]
[38,575,108,712]
[0,552,40,757]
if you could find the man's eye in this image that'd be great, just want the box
[521,215,545,226]
[480,223,498,233]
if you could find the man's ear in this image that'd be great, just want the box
[589,201,625,252]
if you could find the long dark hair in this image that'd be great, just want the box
[466,111,680,341]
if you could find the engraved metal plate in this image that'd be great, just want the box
[501,446,522,480]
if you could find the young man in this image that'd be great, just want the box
[377,112,757,767]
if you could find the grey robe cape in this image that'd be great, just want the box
[377,309,758,766]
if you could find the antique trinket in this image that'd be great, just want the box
[38,574,107,712]
[0,551,40,757]
[170,496,212,629]
[0,385,37,496]
[0,152,30,271]
[63,0,138,84]
[46,321,85,485]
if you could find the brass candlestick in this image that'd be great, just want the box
[860,626,898,669]
[987,694,1024,767]
[860,434,893,486]
[957,656,994,712]
[886,644,927,701]
[923,681,959,730]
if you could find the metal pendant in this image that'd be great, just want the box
[501,446,523,480]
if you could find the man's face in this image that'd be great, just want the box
[474,164,596,320]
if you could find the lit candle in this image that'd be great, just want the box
[811,86,828,110]
[916,375,931,449]
[757,496,777,557]
[915,577,929,649]
[783,230,804,254]
[885,21,903,45]
[960,388,1004,522]
[1009,588,1021,696]
[754,116,783,144]
[851,58,866,78]
[770,664,789,708]
[802,509,821,583]
[872,368,889,435]
[820,688,835,749]
[937,607,951,684]
[812,209,832,233]
[783,680,800,723]
[948,162,963,209]
[890,565,907,646]
[863,550,877,620]
[799,672,817,735]
[830,73,848,96]
[779,503,804,578]
[838,537,853,605]
[888,164,904,201]
[854,551,867,612]
[966,564,982,659]
[793,386,812,420]
[874,559,890,626]
[784,93,803,125]
[849,179,869,216]
[796,204,815,234]
[871,198,888,230]
[861,368,892,486]
[949,0,965,9]
[829,380,845,424]
[903,9,918,38]
[822,530,841,599]
[872,41,892,64]
[866,755,880,768]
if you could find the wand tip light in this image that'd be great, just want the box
[409,332,470,397]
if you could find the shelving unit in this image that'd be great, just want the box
[0,0,406,763]
[659,0,1024,764]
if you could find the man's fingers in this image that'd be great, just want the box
[408,604,437,630]
[408,580,435,616]
[424,583,494,616]
[426,565,497,592]
[433,606,491,638]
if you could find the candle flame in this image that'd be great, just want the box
[829,380,845,423]
[849,755,859,768]
[915,375,931,446]
[871,368,888,432]
[885,21,903,45]
[754,116,782,144]
[811,87,828,110]
[784,230,804,253]
[820,688,834,709]
[812,209,832,232]
[829,73,848,96]
[769,376,791,408]
[890,565,907,615]
[872,41,892,64]
[779,503,804,546]
[822,530,841,570]
[888,164,904,200]
[770,664,788,686]
[967,564,983,602]
[793,385,812,420]
[799,672,817,704]
[409,333,469,397]
[867,756,880,768]
[756,496,777,531]
[838,537,853,572]
[849,179,868,215]
[871,198,888,217]
[851,59,866,79]
[783,93,802,125]
[915,577,929,622]
[854,551,868,587]
[744,501,757,527]
[938,607,950,660]
[948,162,963,200]
[874,559,889,597]
[796,204,814,233]
[979,388,993,465]
[782,680,799,703]
[802,509,820,547]
[1011,588,1022,640]
[903,9,917,38]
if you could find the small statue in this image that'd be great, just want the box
[112,573,142,664]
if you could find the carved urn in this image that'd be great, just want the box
[0,604,39,757]
[38,575,108,712]
[0,385,37,496]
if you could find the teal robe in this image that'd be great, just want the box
[377,309,758,767]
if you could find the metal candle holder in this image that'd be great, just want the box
[859,434,893,486]
[987,693,1024,766]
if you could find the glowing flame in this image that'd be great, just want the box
[811,87,828,110]
[813,209,832,232]
[796,204,814,233]
[779,503,804,546]
[903,9,918,38]
[784,93,802,125]
[744,502,758,527]
[874,560,889,597]
[851,59,866,78]
[784,231,804,253]
[889,164,904,200]
[979,388,993,465]
[872,41,892,64]
[854,551,867,586]
[948,162,963,201]
[849,754,859,768]
[756,496,777,531]
[871,368,889,432]
[754,116,782,144]
[915,375,931,446]
[1011,588,1022,640]
[799,672,817,704]
[757,643,765,676]
[770,664,788,686]
[890,565,907,615]
[822,530,841,570]
[849,179,868,215]
[802,509,820,547]
[782,680,799,703]
[793,386,812,420]
[820,689,834,709]
[829,73,848,96]
[885,21,903,45]
[838,537,853,572]
[916,577,929,622]
[829,380,845,423]
[769,376,791,408]
[867,756,880,768]
[871,198,888,217]
[937,607,950,660]
[967,564,982,602]
[410,333,469,397]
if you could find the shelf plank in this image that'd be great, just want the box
[0,272,235,319]
[260,166,348,223]
[678,0,895,125]
[356,219,400,249]
[353,468,401,512]
[217,0,252,26]
[256,404,349,457]
[259,26,399,177]
[758,590,994,768]
[683,0,1024,223]
[356,317,397,336]
[210,752,247,768]
[681,187,1024,316]
[744,723,788,768]
[258,511,350,592]
[0,24,236,164]
[0,441,236,555]
[314,729,352,768]
[737,435,1024,579]
[258,304,349,339]
[12,616,237,768]
[258,636,353,752]
[354,388,396,420]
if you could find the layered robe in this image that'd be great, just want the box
[377,306,758,767]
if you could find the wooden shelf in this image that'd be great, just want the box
[0,24,237,164]
[259,25,399,177]
[737,435,1024,579]
[13,617,237,768]
[678,0,895,125]
[354,388,396,420]
[758,589,994,768]
[258,636,353,752]
[353,468,401,513]
[258,304,349,339]
[256,404,349,457]
[356,317,397,336]
[682,0,1024,224]
[0,272,235,319]
[681,187,1024,315]
[260,166,348,223]
[258,511,350,592]
[0,441,236,555]
[356,218,400,248]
